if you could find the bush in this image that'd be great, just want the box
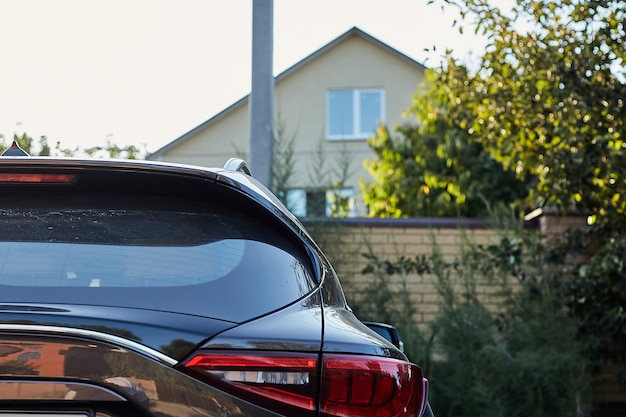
[359,229,589,417]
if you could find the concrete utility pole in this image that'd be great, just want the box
[249,0,274,187]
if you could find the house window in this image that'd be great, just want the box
[327,89,385,140]
[325,188,355,218]
[286,190,307,218]
[286,188,356,218]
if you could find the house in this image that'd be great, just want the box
[147,27,426,217]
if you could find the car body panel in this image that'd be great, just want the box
[0,156,430,417]
[201,292,323,352]
[0,305,237,361]
[0,330,281,417]
[362,321,405,352]
[0,160,319,325]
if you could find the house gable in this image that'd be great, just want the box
[147,26,426,216]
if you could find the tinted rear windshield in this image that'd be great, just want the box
[0,193,316,322]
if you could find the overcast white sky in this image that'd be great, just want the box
[0,0,490,154]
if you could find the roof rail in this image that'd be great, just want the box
[223,158,252,176]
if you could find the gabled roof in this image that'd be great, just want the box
[147,26,426,160]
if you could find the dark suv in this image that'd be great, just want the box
[0,151,431,417]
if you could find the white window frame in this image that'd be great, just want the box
[326,88,385,141]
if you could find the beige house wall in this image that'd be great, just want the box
[149,29,425,216]
[275,35,424,192]
[157,104,250,169]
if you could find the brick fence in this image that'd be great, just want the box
[306,216,537,325]
[307,213,591,322]
[306,212,626,414]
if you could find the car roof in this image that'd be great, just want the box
[0,156,315,245]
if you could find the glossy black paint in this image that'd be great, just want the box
[0,331,280,417]
[363,321,405,351]
[0,304,237,361]
[0,158,429,416]
[202,292,323,352]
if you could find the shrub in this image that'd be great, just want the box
[359,229,589,417]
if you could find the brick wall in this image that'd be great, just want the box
[307,213,598,325]
[307,213,626,413]
[306,217,526,326]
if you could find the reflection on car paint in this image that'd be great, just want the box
[0,335,276,417]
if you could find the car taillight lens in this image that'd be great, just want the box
[180,350,428,417]
[182,351,318,416]
[320,354,428,417]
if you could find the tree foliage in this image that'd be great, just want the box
[560,223,626,379]
[428,238,587,417]
[362,67,531,217]
[0,132,145,159]
[271,114,297,205]
[364,0,625,219]
[425,0,626,381]
[359,229,588,417]
[361,0,626,396]
[438,0,626,220]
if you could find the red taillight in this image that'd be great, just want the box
[180,351,428,417]
[0,173,74,183]
[182,351,318,416]
[321,355,428,417]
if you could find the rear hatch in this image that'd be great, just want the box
[0,159,319,358]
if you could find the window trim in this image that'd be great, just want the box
[326,88,385,141]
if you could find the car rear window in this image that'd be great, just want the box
[0,192,317,321]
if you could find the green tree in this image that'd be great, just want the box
[359,229,588,417]
[363,0,626,383]
[437,0,626,221]
[38,136,51,156]
[83,139,143,159]
[431,0,626,385]
[0,131,145,159]
[362,67,530,218]
[326,144,355,218]
[271,114,297,205]
[366,0,625,220]
[13,132,33,154]
[1,132,50,156]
